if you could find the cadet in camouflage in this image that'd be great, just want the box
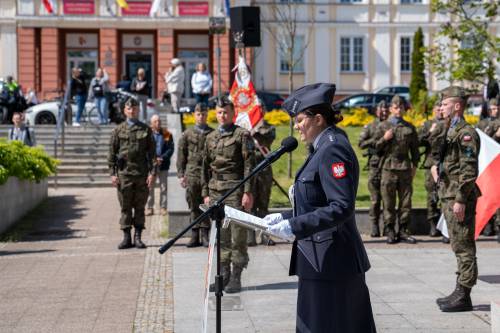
[418,102,447,240]
[177,104,214,247]
[375,95,420,244]
[358,100,389,237]
[433,86,480,312]
[202,96,255,294]
[108,97,156,249]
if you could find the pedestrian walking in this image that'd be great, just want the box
[191,62,212,106]
[264,83,376,333]
[146,115,174,217]
[375,95,420,244]
[88,68,111,125]
[108,97,156,250]
[177,103,214,247]
[130,68,150,122]
[203,96,255,293]
[70,68,88,127]
[433,86,480,312]
[165,58,185,112]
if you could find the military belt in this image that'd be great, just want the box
[214,174,242,181]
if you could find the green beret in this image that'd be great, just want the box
[440,86,467,101]
[391,95,404,106]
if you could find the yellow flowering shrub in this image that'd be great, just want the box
[182,113,195,125]
[337,108,375,127]
[264,110,291,126]
[403,109,427,128]
[464,114,479,125]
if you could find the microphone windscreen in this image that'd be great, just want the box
[281,136,298,153]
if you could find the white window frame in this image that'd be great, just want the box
[340,36,365,73]
[279,35,305,74]
[400,36,412,73]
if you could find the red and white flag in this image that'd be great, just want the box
[229,56,263,131]
[474,129,500,239]
[42,0,56,13]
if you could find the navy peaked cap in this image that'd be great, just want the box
[282,83,336,117]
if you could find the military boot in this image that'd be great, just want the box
[261,234,276,246]
[225,265,243,293]
[209,263,230,292]
[134,228,146,249]
[482,222,494,236]
[201,228,210,247]
[186,229,201,248]
[386,230,398,244]
[247,230,257,247]
[371,224,380,238]
[429,221,440,237]
[442,236,450,244]
[436,282,460,306]
[118,228,133,250]
[496,225,500,243]
[440,284,473,312]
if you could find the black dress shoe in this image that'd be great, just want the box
[399,234,417,244]
[442,236,450,244]
[371,224,381,238]
[386,232,398,244]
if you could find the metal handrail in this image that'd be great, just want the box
[53,80,73,189]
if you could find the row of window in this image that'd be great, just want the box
[279,36,413,73]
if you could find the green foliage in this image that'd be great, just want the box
[0,140,58,185]
[410,27,427,106]
[426,0,499,88]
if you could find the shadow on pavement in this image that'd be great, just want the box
[0,249,56,256]
[473,304,491,312]
[244,281,298,291]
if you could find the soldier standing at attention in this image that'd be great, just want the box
[375,95,420,244]
[248,119,277,246]
[177,104,214,247]
[476,97,500,240]
[432,86,480,312]
[108,97,156,249]
[418,102,447,241]
[358,100,389,237]
[203,96,255,293]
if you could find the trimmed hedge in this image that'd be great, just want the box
[0,140,58,185]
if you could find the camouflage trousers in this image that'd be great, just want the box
[442,199,478,288]
[252,167,273,218]
[210,189,249,268]
[186,176,209,229]
[367,167,382,226]
[381,169,413,233]
[117,175,149,230]
[424,169,440,227]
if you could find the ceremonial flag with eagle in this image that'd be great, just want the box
[229,56,263,131]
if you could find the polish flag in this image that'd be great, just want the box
[474,129,500,239]
[229,56,263,131]
[42,0,56,13]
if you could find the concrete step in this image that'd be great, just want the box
[48,179,112,188]
[37,142,111,148]
[56,165,109,174]
[57,159,108,166]
[49,153,108,159]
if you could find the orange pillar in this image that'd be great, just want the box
[99,29,118,87]
[17,28,36,95]
[40,28,60,100]
[157,28,175,98]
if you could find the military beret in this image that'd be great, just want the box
[440,86,467,101]
[489,98,499,107]
[391,95,404,106]
[194,103,208,113]
[378,100,388,108]
[124,96,139,107]
[282,83,336,117]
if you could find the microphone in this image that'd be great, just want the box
[254,136,298,171]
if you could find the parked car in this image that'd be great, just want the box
[374,85,410,101]
[333,93,401,114]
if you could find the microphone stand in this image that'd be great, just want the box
[158,149,288,333]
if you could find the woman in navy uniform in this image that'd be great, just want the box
[265,83,376,333]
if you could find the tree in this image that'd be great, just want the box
[262,0,313,177]
[426,0,499,90]
[409,27,427,107]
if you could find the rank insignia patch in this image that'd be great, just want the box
[332,162,346,179]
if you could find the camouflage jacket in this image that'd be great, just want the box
[176,125,214,178]
[252,121,276,163]
[201,124,255,197]
[477,117,500,144]
[358,119,381,168]
[108,121,156,177]
[418,119,447,168]
[375,117,420,171]
[438,118,480,203]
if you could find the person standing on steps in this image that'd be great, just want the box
[108,97,157,250]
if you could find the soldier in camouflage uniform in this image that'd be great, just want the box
[433,86,480,312]
[476,98,500,240]
[202,96,255,293]
[177,104,214,247]
[375,95,420,244]
[358,100,389,237]
[248,120,276,246]
[108,97,156,249]
[418,103,447,239]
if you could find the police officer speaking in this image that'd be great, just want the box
[108,97,157,250]
[263,83,376,333]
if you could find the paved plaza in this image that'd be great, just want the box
[0,187,498,332]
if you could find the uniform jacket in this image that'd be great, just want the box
[177,125,214,178]
[418,119,447,168]
[283,126,371,280]
[108,120,156,177]
[358,119,382,169]
[438,118,480,203]
[375,117,420,171]
[477,117,500,144]
[153,128,175,171]
[252,121,276,163]
[201,124,255,197]
[8,125,36,147]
